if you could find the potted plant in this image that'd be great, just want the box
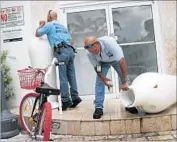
[0,50,20,138]
[0,50,15,106]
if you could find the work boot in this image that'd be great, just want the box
[62,101,73,111]
[93,108,103,119]
[70,97,82,108]
[125,107,138,114]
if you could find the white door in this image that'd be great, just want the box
[63,6,117,97]
[61,1,160,98]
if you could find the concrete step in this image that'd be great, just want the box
[11,99,177,136]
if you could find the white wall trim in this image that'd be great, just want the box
[152,1,166,73]
[58,1,120,9]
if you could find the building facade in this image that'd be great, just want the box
[1,1,176,106]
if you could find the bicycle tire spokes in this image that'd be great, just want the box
[31,93,48,140]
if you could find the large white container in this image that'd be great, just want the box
[120,72,176,113]
[28,35,58,108]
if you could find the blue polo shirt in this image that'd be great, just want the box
[37,20,72,48]
[87,36,124,67]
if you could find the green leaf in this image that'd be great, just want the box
[0,50,15,101]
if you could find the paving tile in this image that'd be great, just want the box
[123,137,147,141]
[95,121,110,135]
[141,116,172,133]
[155,116,172,131]
[81,112,95,121]
[72,136,84,141]
[125,119,140,134]
[74,121,81,135]
[158,130,177,135]
[132,133,142,138]
[67,121,81,135]
[81,121,95,136]
[52,109,83,121]
[51,134,72,139]
[101,112,111,120]
[83,136,92,141]
[110,120,126,134]
[142,132,158,137]
[51,120,68,135]
[171,115,177,130]
[147,135,174,141]
[141,117,157,132]
[107,135,119,139]
[60,136,84,141]
[117,134,127,139]
[89,136,108,141]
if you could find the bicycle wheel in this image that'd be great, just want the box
[19,93,39,133]
[38,102,52,141]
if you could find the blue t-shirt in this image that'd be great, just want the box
[37,20,72,48]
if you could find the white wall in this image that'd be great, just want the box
[1,1,33,107]
[155,1,176,75]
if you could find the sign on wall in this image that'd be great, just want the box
[1,6,24,43]
[0,5,24,29]
[2,28,23,43]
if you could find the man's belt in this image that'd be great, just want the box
[54,42,76,53]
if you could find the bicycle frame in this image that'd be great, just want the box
[28,57,63,139]
[34,94,49,139]
[43,57,62,114]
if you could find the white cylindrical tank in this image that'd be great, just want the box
[28,35,58,108]
[120,72,176,113]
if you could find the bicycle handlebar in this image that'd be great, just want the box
[28,58,64,73]
[28,66,45,75]
[44,58,64,83]
[24,58,64,84]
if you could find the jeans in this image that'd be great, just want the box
[95,61,125,109]
[55,47,79,103]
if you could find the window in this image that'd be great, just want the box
[112,5,158,82]
[67,9,107,48]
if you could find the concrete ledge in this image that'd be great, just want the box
[51,114,176,136]
[11,99,177,136]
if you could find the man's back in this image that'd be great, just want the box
[98,36,123,60]
[37,20,71,47]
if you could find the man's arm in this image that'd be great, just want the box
[35,27,42,37]
[94,67,105,80]
[94,66,112,87]
[119,58,128,83]
[87,53,109,83]
[105,38,128,83]
[70,40,74,46]
[35,20,49,37]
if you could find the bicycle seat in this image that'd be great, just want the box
[35,83,60,95]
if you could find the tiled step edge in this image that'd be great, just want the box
[51,114,177,136]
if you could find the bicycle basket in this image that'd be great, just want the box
[17,68,45,90]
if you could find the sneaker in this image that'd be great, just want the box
[125,107,138,114]
[70,97,82,108]
[93,108,103,119]
[62,101,73,111]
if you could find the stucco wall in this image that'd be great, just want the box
[157,1,176,75]
[30,1,59,33]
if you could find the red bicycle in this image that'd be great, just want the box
[17,58,62,141]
